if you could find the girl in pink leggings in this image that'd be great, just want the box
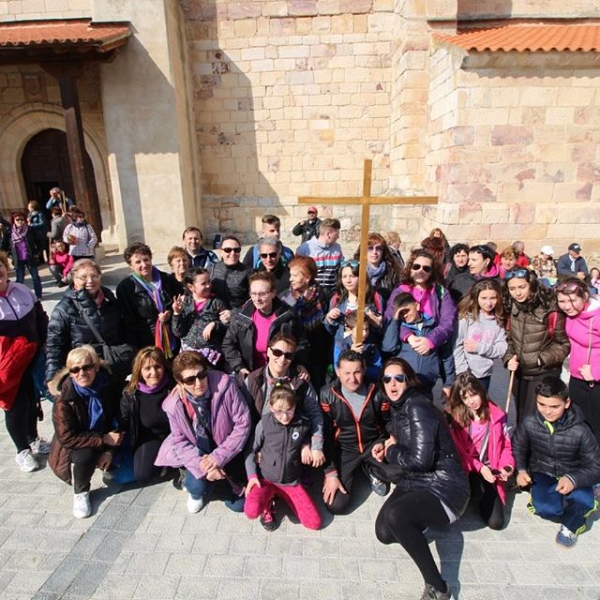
[244,384,321,531]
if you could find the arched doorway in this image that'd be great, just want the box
[21,128,101,231]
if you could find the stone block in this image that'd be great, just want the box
[262,2,288,17]
[227,3,261,19]
[508,202,535,224]
[545,106,575,126]
[491,125,533,146]
[557,86,595,107]
[289,0,318,16]
[577,163,600,182]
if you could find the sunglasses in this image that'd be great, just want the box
[556,281,582,294]
[341,260,359,269]
[69,363,95,374]
[260,252,278,260]
[411,263,432,273]
[383,374,406,384]
[269,348,295,360]
[181,371,208,385]
[222,247,241,254]
[503,269,529,280]
[368,245,383,252]
[308,211,316,215]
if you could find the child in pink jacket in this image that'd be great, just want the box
[447,372,515,530]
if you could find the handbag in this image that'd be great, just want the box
[74,301,134,377]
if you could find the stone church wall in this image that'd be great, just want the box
[0,0,92,22]
[428,46,600,255]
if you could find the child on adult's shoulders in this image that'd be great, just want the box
[333,310,382,384]
[512,376,600,548]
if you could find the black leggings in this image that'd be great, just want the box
[469,473,505,530]
[133,440,164,484]
[72,447,103,493]
[375,488,450,590]
[5,367,39,453]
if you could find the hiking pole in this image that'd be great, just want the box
[505,370,515,416]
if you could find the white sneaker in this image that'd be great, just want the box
[73,492,91,519]
[15,449,38,472]
[30,437,51,455]
[186,494,206,514]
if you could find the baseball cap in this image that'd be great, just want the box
[568,243,582,252]
[308,206,318,214]
[540,245,554,255]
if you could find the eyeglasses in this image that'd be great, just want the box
[260,252,278,260]
[411,263,432,273]
[250,291,271,298]
[181,371,208,385]
[272,407,295,417]
[74,273,101,281]
[556,281,582,294]
[269,347,295,360]
[368,245,383,252]
[14,218,25,222]
[503,269,529,280]
[222,247,241,254]
[341,260,359,269]
[383,374,406,384]
[69,363,95,375]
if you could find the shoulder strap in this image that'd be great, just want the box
[73,300,106,345]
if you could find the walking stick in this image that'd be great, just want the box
[505,370,515,416]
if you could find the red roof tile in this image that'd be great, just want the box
[0,19,130,50]
[433,24,600,53]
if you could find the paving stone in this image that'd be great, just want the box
[164,554,207,576]
[124,552,170,574]
[133,574,181,599]
[243,554,283,578]
[217,577,260,600]
[258,579,301,600]
[174,576,220,599]
[89,573,141,599]
[203,554,245,578]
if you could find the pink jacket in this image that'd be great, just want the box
[155,370,251,479]
[449,402,515,504]
[565,297,600,381]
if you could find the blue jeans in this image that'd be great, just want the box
[529,471,596,534]
[16,260,42,299]
[183,470,245,513]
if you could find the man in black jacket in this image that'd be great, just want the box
[320,350,390,514]
[513,376,600,548]
[292,206,321,243]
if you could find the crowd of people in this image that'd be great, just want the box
[2,201,600,600]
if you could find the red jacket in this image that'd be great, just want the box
[0,335,38,410]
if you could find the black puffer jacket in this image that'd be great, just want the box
[319,379,389,474]
[210,261,250,309]
[222,297,308,373]
[384,387,470,518]
[512,403,600,488]
[245,411,312,485]
[46,286,135,381]
[503,304,570,378]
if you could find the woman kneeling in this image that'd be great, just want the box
[48,346,123,519]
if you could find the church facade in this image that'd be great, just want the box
[0,0,599,258]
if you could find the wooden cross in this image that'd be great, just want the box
[299,159,437,344]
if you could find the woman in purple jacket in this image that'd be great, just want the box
[155,351,251,513]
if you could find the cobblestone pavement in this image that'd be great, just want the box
[1,254,598,600]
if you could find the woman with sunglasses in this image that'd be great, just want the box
[155,351,252,513]
[372,358,469,600]
[243,332,324,464]
[352,232,401,298]
[502,269,570,423]
[325,259,385,346]
[556,277,600,443]
[385,250,456,372]
[210,235,250,309]
[48,345,123,519]
[448,244,499,303]
[8,210,43,300]
[223,272,308,379]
